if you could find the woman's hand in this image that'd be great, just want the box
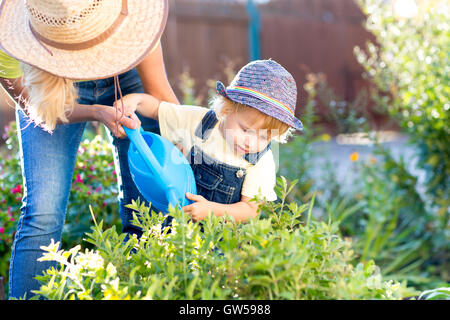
[95,104,141,138]
[182,193,212,222]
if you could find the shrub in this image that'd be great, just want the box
[340,145,447,288]
[279,73,448,290]
[355,0,449,224]
[32,178,409,300]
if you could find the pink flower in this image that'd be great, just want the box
[11,184,21,194]
[75,174,83,184]
[0,227,4,234]
[95,186,102,192]
[2,125,10,140]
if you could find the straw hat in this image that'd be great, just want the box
[0,0,168,80]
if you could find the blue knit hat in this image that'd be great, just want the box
[216,59,303,131]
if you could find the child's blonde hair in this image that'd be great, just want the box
[211,96,294,143]
[20,63,78,131]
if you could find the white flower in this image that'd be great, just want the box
[106,262,117,278]
[75,249,104,273]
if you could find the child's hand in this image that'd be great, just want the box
[113,93,142,117]
[95,104,141,138]
[174,141,186,156]
[182,192,212,221]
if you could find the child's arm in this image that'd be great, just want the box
[183,193,261,223]
[113,93,161,120]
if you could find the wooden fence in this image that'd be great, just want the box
[1,0,387,135]
[161,0,250,102]
[161,0,386,131]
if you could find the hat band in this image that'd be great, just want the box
[29,0,128,51]
[226,86,295,117]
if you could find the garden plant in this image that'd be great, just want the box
[32,178,408,300]
[355,0,449,228]
[279,72,448,291]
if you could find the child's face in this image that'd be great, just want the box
[221,108,271,156]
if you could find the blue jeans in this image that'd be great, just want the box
[8,68,159,299]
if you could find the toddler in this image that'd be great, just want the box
[115,60,303,222]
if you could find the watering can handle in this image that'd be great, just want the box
[123,125,170,190]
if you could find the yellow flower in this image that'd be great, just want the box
[321,133,331,142]
[350,152,359,162]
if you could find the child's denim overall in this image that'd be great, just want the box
[188,110,271,204]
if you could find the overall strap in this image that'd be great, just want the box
[194,110,219,141]
[243,142,271,165]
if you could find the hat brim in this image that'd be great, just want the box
[216,81,304,132]
[0,0,168,80]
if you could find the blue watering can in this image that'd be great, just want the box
[123,126,197,213]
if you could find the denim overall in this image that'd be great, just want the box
[188,110,271,204]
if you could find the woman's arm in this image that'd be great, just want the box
[183,193,261,223]
[136,41,180,105]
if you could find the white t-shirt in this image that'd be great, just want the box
[158,101,278,201]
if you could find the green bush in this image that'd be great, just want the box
[32,178,409,300]
[0,122,122,295]
[340,145,447,287]
[355,0,449,224]
[279,73,448,290]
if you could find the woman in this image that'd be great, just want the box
[0,0,177,299]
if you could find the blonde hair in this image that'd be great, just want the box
[211,96,294,143]
[20,63,78,131]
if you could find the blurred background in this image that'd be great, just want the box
[1,0,388,133]
[159,0,389,134]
